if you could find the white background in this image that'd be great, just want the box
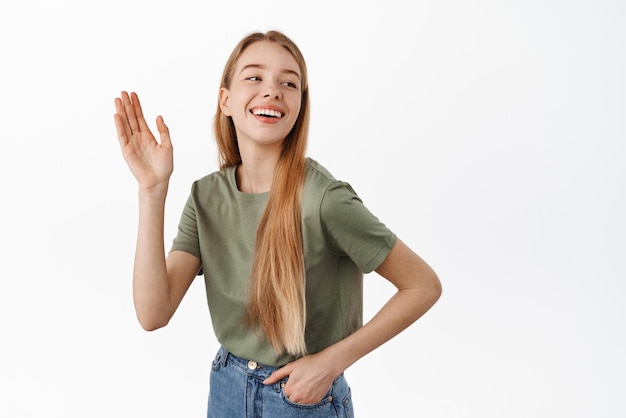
[1,0,624,417]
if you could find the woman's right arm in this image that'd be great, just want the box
[114,91,200,330]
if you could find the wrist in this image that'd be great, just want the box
[318,343,355,377]
[138,183,169,200]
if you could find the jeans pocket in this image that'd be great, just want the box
[280,382,334,410]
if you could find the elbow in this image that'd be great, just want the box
[431,272,443,301]
[133,296,173,331]
[423,271,442,307]
[136,313,170,332]
[141,322,167,332]
[432,271,442,297]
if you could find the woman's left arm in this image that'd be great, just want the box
[264,238,442,404]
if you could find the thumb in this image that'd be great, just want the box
[156,115,172,148]
[263,365,291,385]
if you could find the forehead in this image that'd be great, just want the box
[235,41,300,75]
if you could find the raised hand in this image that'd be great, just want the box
[114,91,173,191]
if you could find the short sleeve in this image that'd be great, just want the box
[170,192,201,259]
[320,182,397,273]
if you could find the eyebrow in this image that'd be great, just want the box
[239,64,301,80]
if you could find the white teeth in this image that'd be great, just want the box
[253,108,282,118]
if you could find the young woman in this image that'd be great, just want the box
[114,30,441,417]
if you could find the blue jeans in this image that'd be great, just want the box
[207,346,354,417]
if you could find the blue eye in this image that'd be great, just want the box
[246,76,261,81]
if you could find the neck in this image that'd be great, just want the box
[235,135,284,194]
[236,152,280,194]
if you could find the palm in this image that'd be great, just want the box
[114,92,173,189]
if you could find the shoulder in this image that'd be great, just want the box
[190,166,235,196]
[305,157,337,183]
[304,157,348,196]
[303,158,363,214]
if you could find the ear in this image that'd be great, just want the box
[219,87,232,116]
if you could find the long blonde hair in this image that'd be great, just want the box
[214,31,310,356]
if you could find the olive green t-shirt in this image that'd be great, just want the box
[170,158,396,366]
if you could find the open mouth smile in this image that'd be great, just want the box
[251,107,283,119]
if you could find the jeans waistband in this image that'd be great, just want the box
[216,346,283,381]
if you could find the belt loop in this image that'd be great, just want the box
[218,346,229,367]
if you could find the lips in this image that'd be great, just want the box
[251,107,283,118]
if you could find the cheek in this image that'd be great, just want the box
[230,96,250,118]
[289,98,303,119]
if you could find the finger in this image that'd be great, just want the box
[121,91,140,134]
[114,97,133,141]
[113,113,130,148]
[263,366,291,385]
[131,92,150,133]
[156,116,172,148]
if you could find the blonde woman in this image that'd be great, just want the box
[114,30,441,417]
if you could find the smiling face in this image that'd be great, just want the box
[219,41,303,152]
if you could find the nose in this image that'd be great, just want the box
[263,83,282,100]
